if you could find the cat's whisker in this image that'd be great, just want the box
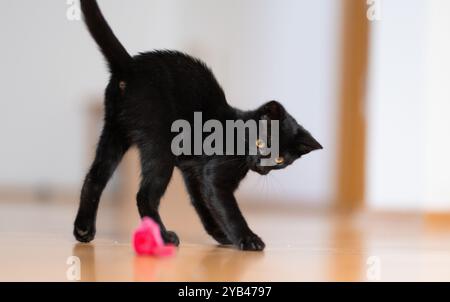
[270,175,283,197]
[271,174,286,195]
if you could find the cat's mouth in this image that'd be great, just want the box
[253,165,271,175]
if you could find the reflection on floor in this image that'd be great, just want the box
[0,198,449,281]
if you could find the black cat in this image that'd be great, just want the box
[74,0,322,251]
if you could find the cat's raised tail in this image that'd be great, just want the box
[80,0,132,74]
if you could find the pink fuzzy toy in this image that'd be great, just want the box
[133,217,176,257]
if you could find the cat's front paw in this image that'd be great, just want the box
[237,234,265,251]
[162,230,180,246]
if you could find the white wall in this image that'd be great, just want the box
[425,0,450,211]
[366,0,450,211]
[0,0,341,206]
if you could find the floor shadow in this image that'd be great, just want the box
[72,243,96,282]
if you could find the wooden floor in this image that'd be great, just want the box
[0,197,449,282]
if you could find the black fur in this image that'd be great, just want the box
[74,0,323,251]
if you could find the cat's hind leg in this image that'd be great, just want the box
[74,125,129,243]
[136,149,179,246]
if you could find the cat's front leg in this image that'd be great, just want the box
[181,170,232,245]
[206,188,265,251]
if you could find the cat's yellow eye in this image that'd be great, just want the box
[275,157,285,165]
[256,139,265,149]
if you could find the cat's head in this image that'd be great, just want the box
[248,101,323,175]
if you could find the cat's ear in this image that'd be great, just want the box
[297,129,323,156]
[260,100,285,120]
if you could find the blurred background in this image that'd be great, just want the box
[0,0,449,224]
